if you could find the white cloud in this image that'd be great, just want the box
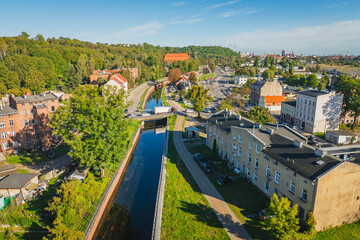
[326,1,348,9]
[217,19,360,55]
[169,18,204,24]
[112,22,164,40]
[172,1,185,7]
[206,0,239,10]
[219,8,263,18]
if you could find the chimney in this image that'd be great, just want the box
[294,140,302,148]
[315,148,326,158]
[276,124,279,130]
[237,115,241,120]
[23,95,26,99]
[266,128,274,134]
[252,125,255,134]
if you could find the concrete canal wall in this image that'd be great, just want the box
[142,80,171,110]
[84,122,144,240]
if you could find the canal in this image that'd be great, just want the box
[95,89,165,240]
[144,88,162,111]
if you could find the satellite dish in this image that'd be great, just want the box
[6,131,10,135]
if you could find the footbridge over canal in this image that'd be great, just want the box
[321,144,360,160]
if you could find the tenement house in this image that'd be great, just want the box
[0,92,60,153]
[207,110,360,231]
[249,80,283,106]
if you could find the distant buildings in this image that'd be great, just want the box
[0,92,60,153]
[163,53,190,63]
[90,68,137,86]
[104,74,128,92]
[259,95,286,114]
[280,100,297,124]
[250,80,283,106]
[233,76,249,86]
[207,110,360,231]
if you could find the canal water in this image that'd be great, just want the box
[95,89,165,240]
[144,88,162,111]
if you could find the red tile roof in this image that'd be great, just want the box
[110,74,127,87]
[164,53,189,62]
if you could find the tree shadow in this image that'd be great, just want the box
[322,93,343,131]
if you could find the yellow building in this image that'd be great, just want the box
[207,110,360,231]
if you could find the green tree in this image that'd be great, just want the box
[208,59,216,72]
[305,211,316,234]
[188,85,211,117]
[318,73,329,91]
[254,57,260,67]
[306,73,319,88]
[168,68,182,82]
[49,85,130,171]
[262,69,275,80]
[64,63,81,91]
[289,63,294,75]
[263,194,300,239]
[189,72,198,82]
[19,31,30,38]
[244,106,276,124]
[336,75,360,130]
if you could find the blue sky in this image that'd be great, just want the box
[1,0,360,55]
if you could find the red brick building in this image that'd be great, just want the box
[0,92,60,153]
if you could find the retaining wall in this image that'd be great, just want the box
[84,122,143,240]
[142,80,171,110]
[151,125,169,240]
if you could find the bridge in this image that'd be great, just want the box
[132,112,174,121]
[321,144,360,159]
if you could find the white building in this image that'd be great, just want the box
[280,100,296,124]
[233,76,249,86]
[104,74,128,92]
[294,91,343,133]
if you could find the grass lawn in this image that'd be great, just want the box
[162,87,170,106]
[161,115,230,240]
[313,221,360,240]
[313,132,326,139]
[199,73,216,81]
[138,87,150,110]
[184,140,208,154]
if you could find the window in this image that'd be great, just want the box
[305,100,307,104]
[232,144,236,152]
[225,140,228,148]
[9,120,14,127]
[238,147,241,157]
[248,154,251,164]
[253,173,258,182]
[1,133,7,139]
[13,141,18,147]
[51,106,55,112]
[27,140,32,147]
[238,135,242,143]
[209,129,212,136]
[274,188,279,195]
[266,165,271,177]
[0,122,4,128]
[256,144,260,154]
[264,181,270,193]
[221,136,223,144]
[247,168,251,177]
[255,158,259,169]
[248,140,252,149]
[11,131,15,137]
[289,181,296,193]
[301,189,308,201]
[313,102,315,106]
[214,131,216,138]
[275,171,280,184]
[30,109,34,115]
[233,133,236,140]
[32,119,36,125]
[3,143,9,150]
[22,110,27,116]
[24,120,29,126]
[264,154,269,160]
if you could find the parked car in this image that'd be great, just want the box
[200,162,211,173]
[217,176,235,185]
[308,136,318,145]
[47,150,55,159]
[186,108,194,113]
[141,112,151,116]
[258,209,275,220]
[194,153,204,163]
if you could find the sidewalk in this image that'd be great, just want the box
[173,114,252,240]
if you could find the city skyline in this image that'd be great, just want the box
[1,0,360,55]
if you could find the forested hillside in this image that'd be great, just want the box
[0,32,239,94]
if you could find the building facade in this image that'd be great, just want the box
[250,80,283,106]
[280,101,296,124]
[0,92,60,153]
[207,110,360,231]
[294,91,343,133]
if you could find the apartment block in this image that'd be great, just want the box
[294,91,343,133]
[0,92,60,153]
[280,100,296,124]
[207,110,360,231]
[250,80,283,106]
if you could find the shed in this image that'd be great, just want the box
[0,173,38,199]
[185,126,199,138]
[325,131,358,145]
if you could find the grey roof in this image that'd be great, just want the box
[326,130,357,136]
[298,90,328,97]
[282,100,297,107]
[185,126,199,132]
[0,173,37,189]
[0,164,18,178]
[262,134,342,180]
[208,114,254,132]
[13,92,57,104]
[0,106,18,116]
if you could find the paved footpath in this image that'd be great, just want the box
[173,114,252,240]
[127,82,152,113]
